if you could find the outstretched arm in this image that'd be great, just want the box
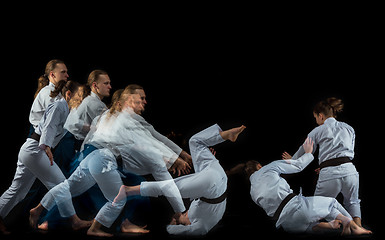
[276,138,314,174]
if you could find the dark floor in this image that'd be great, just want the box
[1,185,377,240]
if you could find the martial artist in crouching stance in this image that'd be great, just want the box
[114,124,246,236]
[240,138,371,236]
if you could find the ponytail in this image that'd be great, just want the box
[106,84,143,119]
[33,59,65,99]
[34,74,49,99]
[313,97,344,118]
[50,80,80,99]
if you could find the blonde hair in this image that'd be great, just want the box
[68,85,90,110]
[107,84,144,119]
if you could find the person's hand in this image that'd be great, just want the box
[314,168,320,175]
[169,158,191,176]
[282,151,292,160]
[303,137,314,153]
[45,146,54,166]
[179,150,192,166]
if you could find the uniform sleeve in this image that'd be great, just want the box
[275,153,314,174]
[29,87,53,127]
[39,104,65,148]
[85,100,107,124]
[291,128,319,160]
[145,123,183,156]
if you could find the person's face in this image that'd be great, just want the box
[94,74,112,98]
[121,94,144,115]
[135,89,147,110]
[50,63,69,84]
[72,86,85,102]
[313,112,325,126]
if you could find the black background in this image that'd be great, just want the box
[0,7,381,239]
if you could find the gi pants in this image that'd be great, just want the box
[278,195,352,233]
[0,139,66,218]
[41,148,126,228]
[140,124,227,235]
[315,163,361,218]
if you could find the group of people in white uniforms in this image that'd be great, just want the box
[30,86,193,237]
[245,138,370,235]
[0,60,115,234]
[0,59,372,237]
[226,97,371,236]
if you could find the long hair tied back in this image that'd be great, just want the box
[50,80,79,99]
[34,59,65,99]
[313,97,344,118]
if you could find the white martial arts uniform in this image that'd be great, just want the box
[131,113,182,157]
[40,108,185,228]
[64,92,107,140]
[140,124,227,236]
[29,82,61,130]
[0,98,69,218]
[292,117,361,218]
[250,154,353,233]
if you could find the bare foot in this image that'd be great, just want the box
[87,227,113,237]
[220,125,246,142]
[38,221,49,231]
[113,185,140,205]
[114,185,128,204]
[72,219,93,231]
[353,216,362,227]
[349,221,372,235]
[121,219,149,233]
[342,220,372,236]
[87,220,113,237]
[29,204,44,229]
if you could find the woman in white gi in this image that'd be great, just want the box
[0,80,91,234]
[29,86,189,237]
[282,97,362,226]
[114,124,246,236]
[246,138,371,235]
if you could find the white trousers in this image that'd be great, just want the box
[0,139,66,218]
[140,124,227,236]
[315,173,361,218]
[41,148,125,228]
[278,195,352,233]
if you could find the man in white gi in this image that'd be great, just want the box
[63,70,110,142]
[54,70,110,177]
[29,88,188,237]
[246,138,371,236]
[114,123,246,236]
[0,81,91,234]
[29,59,69,131]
